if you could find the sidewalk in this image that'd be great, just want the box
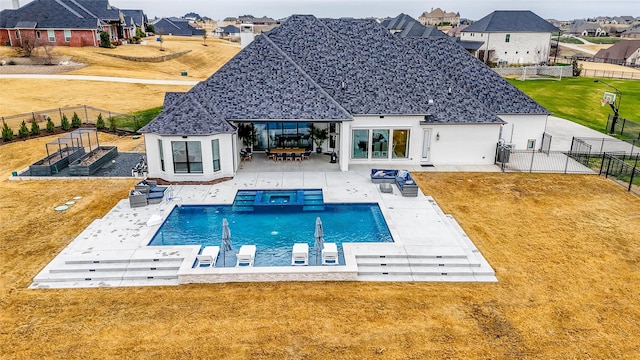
[0,73,200,85]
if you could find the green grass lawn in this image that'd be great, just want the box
[581,37,622,44]
[508,77,640,133]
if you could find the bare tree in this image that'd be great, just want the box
[40,43,55,65]
[17,34,37,57]
[202,30,208,46]
[534,45,550,65]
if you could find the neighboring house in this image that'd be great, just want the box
[460,10,559,65]
[152,17,204,36]
[418,8,460,27]
[621,27,640,39]
[214,25,240,37]
[121,9,148,38]
[593,40,640,66]
[140,15,549,183]
[381,13,447,38]
[223,17,238,23]
[566,20,608,37]
[0,0,145,47]
[614,16,636,25]
[252,16,277,26]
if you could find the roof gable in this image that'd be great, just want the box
[0,0,115,29]
[463,10,559,33]
[594,40,640,60]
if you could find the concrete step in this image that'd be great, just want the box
[34,269,179,282]
[49,262,181,273]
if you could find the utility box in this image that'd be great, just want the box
[497,145,511,163]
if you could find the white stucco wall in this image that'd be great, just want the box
[144,133,236,182]
[461,31,553,64]
[425,124,501,164]
[342,116,501,169]
[498,114,548,150]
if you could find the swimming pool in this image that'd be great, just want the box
[148,203,394,267]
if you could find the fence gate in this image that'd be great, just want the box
[540,132,552,154]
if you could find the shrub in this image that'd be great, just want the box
[18,120,30,138]
[96,113,105,130]
[71,112,82,128]
[108,116,117,132]
[1,122,13,141]
[60,114,70,130]
[572,59,583,77]
[46,116,55,132]
[7,60,16,65]
[100,31,111,48]
[30,119,40,135]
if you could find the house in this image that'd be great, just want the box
[214,25,240,37]
[418,8,460,27]
[593,40,640,66]
[140,15,549,183]
[621,26,640,39]
[0,0,145,47]
[381,13,447,38]
[460,10,559,65]
[152,17,204,36]
[565,20,607,37]
[121,10,147,38]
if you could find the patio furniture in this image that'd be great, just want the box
[196,246,220,267]
[395,170,418,197]
[135,179,158,193]
[287,153,295,161]
[129,190,148,208]
[291,243,309,266]
[293,153,303,162]
[276,152,285,161]
[322,243,338,265]
[301,150,311,160]
[236,245,257,267]
[240,150,252,162]
[370,169,398,183]
[265,150,276,161]
[380,182,393,193]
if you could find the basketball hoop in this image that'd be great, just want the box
[601,98,610,107]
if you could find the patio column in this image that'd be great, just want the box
[339,122,350,171]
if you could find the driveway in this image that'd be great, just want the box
[0,74,200,85]
[544,116,638,154]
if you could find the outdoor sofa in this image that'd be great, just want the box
[395,170,418,197]
[370,169,399,183]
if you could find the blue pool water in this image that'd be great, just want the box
[148,203,393,267]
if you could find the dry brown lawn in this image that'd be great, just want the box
[1,137,639,359]
[0,37,239,116]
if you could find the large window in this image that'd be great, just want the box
[372,129,389,159]
[64,29,71,42]
[392,129,409,158]
[352,128,410,159]
[158,139,165,171]
[48,30,55,42]
[252,122,312,151]
[172,141,203,174]
[352,129,369,159]
[211,139,220,172]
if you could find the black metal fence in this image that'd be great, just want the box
[496,148,596,174]
[600,153,640,195]
[572,136,640,155]
[1,105,142,133]
[607,114,640,141]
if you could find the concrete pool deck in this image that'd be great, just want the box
[30,169,497,288]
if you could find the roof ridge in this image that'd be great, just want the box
[54,0,84,18]
[67,0,98,19]
[263,27,353,120]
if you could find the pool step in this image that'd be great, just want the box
[302,189,324,211]
[233,189,324,211]
[30,248,193,288]
[351,244,496,282]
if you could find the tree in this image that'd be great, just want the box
[60,114,70,130]
[96,113,105,130]
[40,43,55,65]
[46,116,55,132]
[158,32,165,51]
[18,120,30,138]
[237,123,257,147]
[1,122,13,141]
[108,116,117,132]
[99,31,111,48]
[145,24,155,34]
[572,58,583,76]
[30,119,40,135]
[17,33,37,57]
[534,45,550,65]
[71,112,82,128]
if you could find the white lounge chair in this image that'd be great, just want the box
[236,245,257,267]
[291,243,309,266]
[196,246,220,267]
[322,242,338,265]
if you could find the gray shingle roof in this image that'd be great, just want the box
[405,37,549,115]
[0,0,101,29]
[382,13,448,39]
[143,15,550,135]
[153,18,203,36]
[463,11,559,33]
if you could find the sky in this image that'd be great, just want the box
[1,0,638,21]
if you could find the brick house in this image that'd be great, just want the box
[0,0,146,48]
